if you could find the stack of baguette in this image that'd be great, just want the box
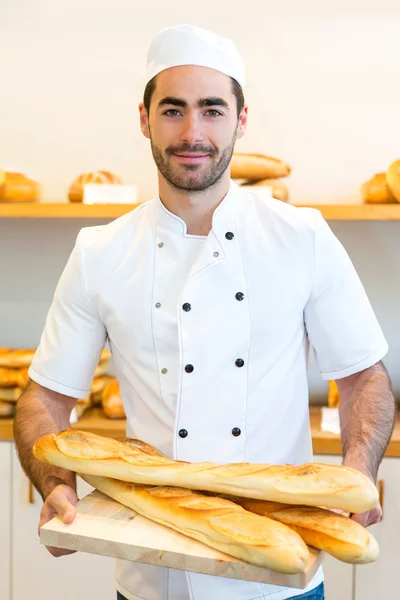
[33,430,379,574]
[0,347,112,418]
[75,375,126,420]
[230,153,291,202]
[361,158,400,204]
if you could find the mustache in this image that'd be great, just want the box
[166,143,217,157]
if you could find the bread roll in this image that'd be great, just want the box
[80,471,309,573]
[361,172,397,204]
[386,159,400,202]
[75,396,91,419]
[33,430,379,513]
[230,154,291,181]
[0,172,41,202]
[0,348,36,369]
[0,400,14,417]
[68,171,122,203]
[241,178,289,202]
[90,375,115,405]
[102,380,125,419]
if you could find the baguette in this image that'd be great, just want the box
[117,437,379,564]
[230,154,291,181]
[0,400,14,417]
[80,471,309,573]
[0,387,23,402]
[0,348,36,369]
[33,430,379,513]
[102,380,125,419]
[0,367,23,388]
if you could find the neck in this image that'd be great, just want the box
[157,172,231,236]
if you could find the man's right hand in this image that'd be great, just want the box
[38,484,78,557]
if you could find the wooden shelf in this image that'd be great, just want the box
[1,202,400,220]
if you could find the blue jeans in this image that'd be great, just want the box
[117,582,324,600]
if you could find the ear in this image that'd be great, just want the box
[235,104,248,141]
[139,102,151,139]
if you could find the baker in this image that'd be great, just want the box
[14,24,395,600]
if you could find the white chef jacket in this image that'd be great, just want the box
[29,181,388,600]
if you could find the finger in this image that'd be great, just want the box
[46,486,78,524]
[350,512,369,527]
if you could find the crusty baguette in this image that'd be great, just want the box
[0,387,23,402]
[0,367,23,388]
[102,380,125,419]
[226,498,379,564]
[230,153,291,181]
[0,400,14,417]
[117,437,379,564]
[33,430,379,513]
[80,471,309,573]
[0,349,36,369]
[241,178,289,202]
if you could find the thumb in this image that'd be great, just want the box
[48,485,78,524]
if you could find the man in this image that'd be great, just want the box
[14,24,395,600]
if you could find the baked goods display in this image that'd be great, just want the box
[101,380,126,419]
[0,346,112,418]
[33,431,379,572]
[67,171,122,203]
[0,171,41,203]
[230,153,291,202]
[361,159,400,204]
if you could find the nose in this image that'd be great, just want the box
[180,113,204,145]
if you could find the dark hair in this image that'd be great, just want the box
[143,75,245,118]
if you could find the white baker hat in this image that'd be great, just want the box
[146,24,245,89]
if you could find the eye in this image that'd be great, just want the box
[205,110,223,117]
[163,109,182,117]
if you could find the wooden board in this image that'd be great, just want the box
[40,489,322,589]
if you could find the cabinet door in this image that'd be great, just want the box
[354,457,399,600]
[314,454,354,600]
[12,448,115,600]
[0,442,11,600]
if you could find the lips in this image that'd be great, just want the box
[173,154,210,161]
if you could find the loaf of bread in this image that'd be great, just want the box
[0,348,36,369]
[0,172,41,203]
[386,159,400,202]
[68,171,122,203]
[0,400,15,417]
[89,375,115,405]
[0,367,22,388]
[102,380,125,419]
[230,154,291,181]
[80,471,309,573]
[33,430,378,512]
[361,172,397,204]
[116,437,379,564]
[241,178,289,202]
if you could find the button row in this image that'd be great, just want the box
[161,359,245,376]
[179,427,241,438]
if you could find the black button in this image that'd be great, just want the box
[232,427,241,437]
[179,429,188,438]
[225,231,234,240]
[185,364,194,373]
[235,292,244,301]
[182,303,191,312]
[235,358,245,368]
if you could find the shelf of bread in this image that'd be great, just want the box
[2,202,400,220]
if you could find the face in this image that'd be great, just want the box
[139,65,247,192]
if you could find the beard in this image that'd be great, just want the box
[150,127,237,192]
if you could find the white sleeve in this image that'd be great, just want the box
[28,230,107,397]
[304,211,388,380]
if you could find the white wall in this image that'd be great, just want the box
[0,1,399,400]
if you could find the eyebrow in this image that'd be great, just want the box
[157,97,230,110]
